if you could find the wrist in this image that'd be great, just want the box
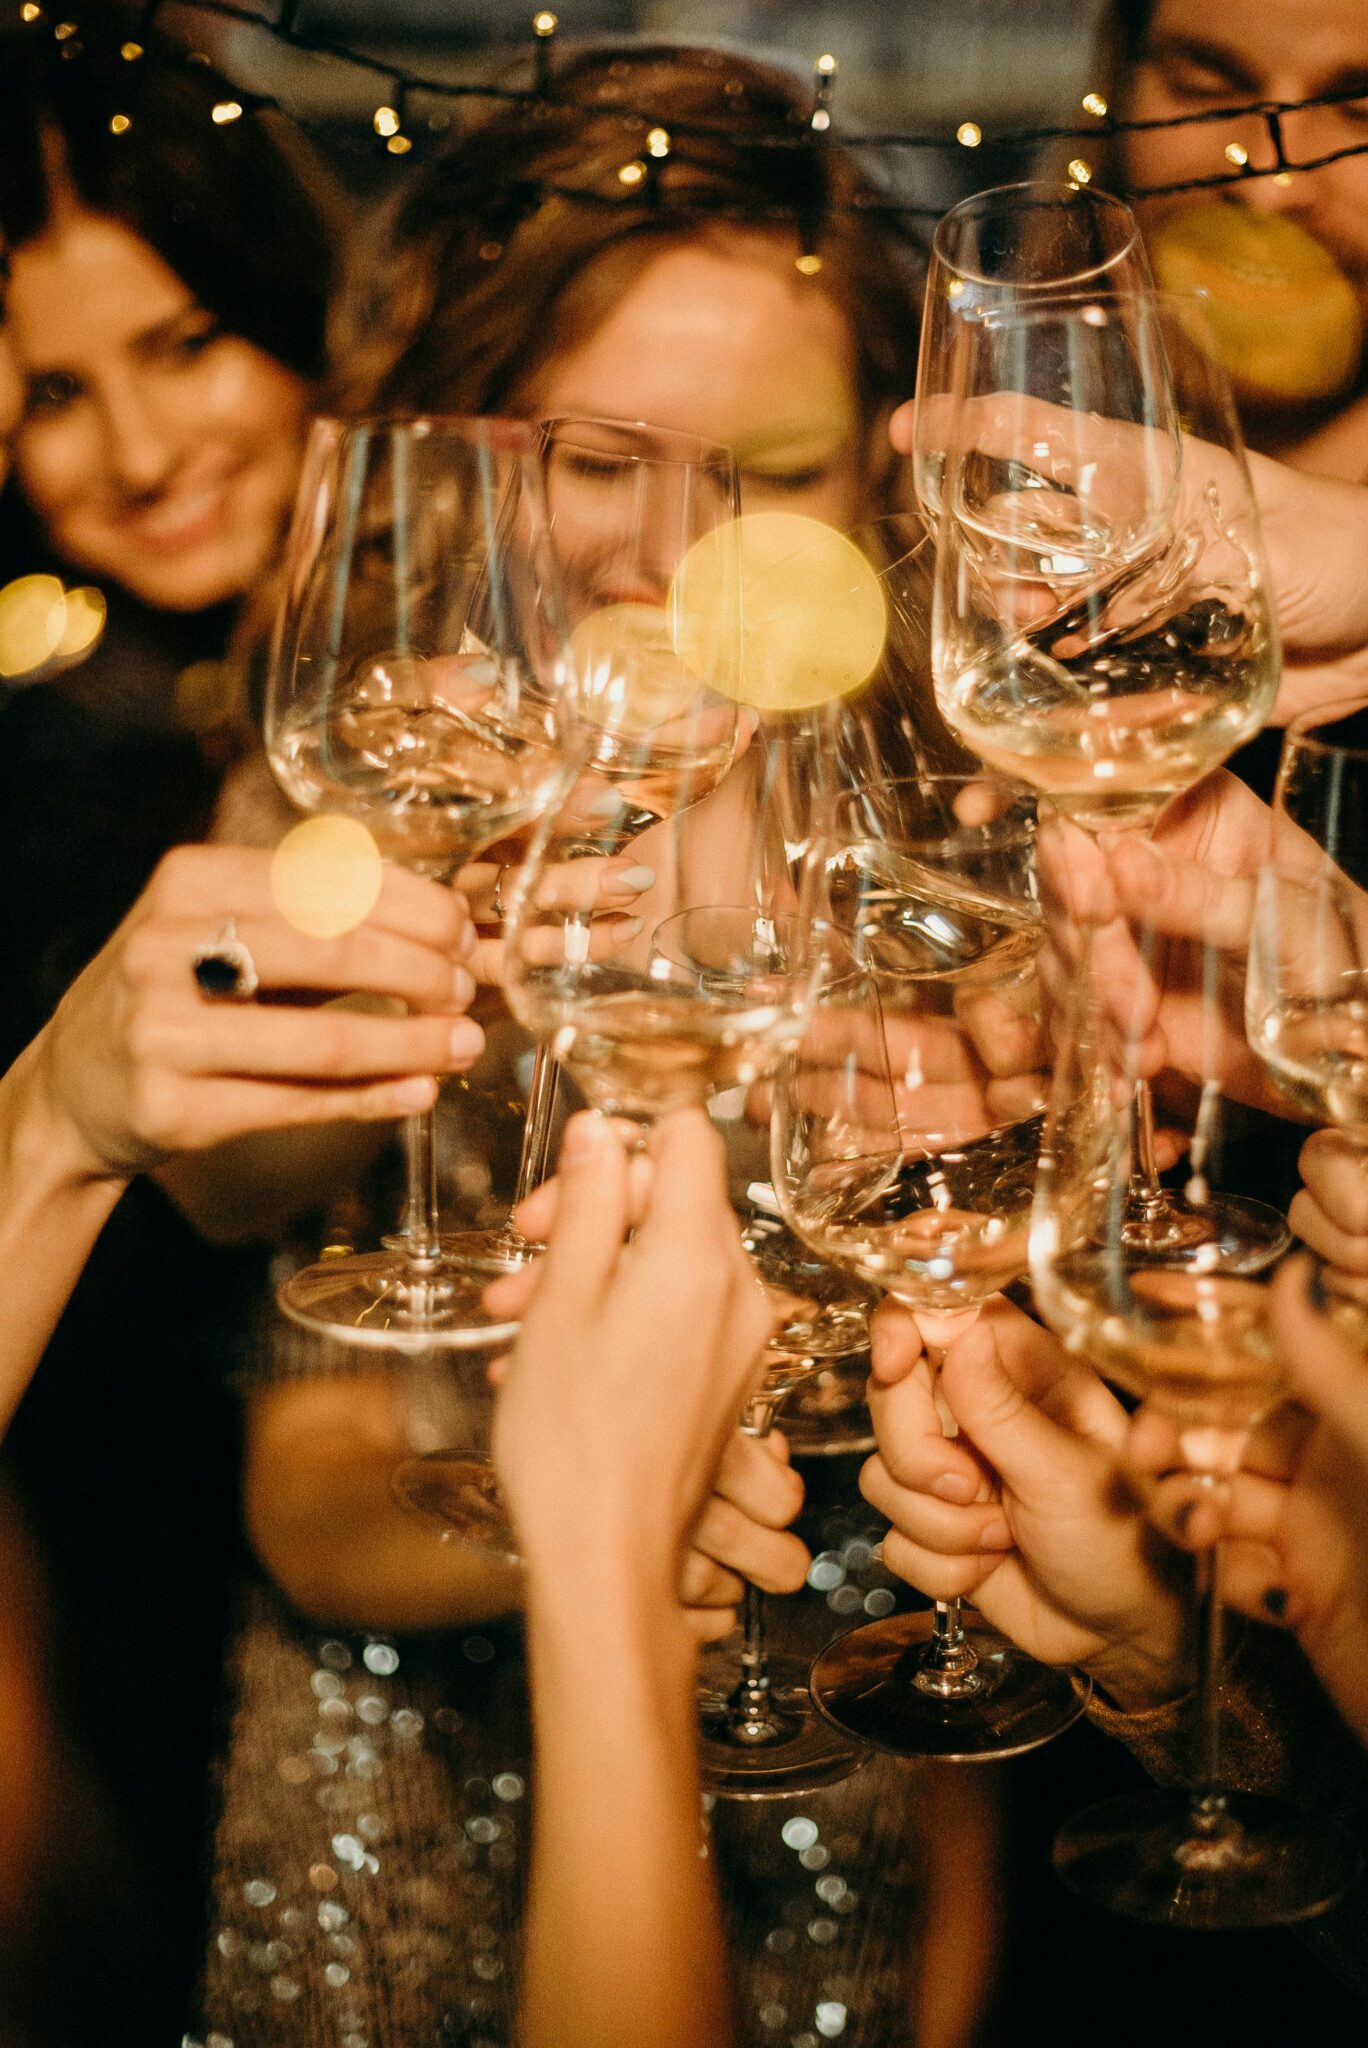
[0,1035,125,1195]
[1083,1635,1191,1715]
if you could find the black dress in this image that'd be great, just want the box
[0,553,266,2039]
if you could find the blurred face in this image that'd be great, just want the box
[1123,0,1368,323]
[7,202,308,612]
[527,231,875,529]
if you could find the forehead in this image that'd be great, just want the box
[536,233,861,448]
[6,206,192,364]
[1148,0,1368,73]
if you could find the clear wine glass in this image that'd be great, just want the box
[501,721,828,1135]
[448,415,744,1272]
[388,1294,523,1558]
[647,906,871,1797]
[929,290,1285,1263]
[914,180,1156,518]
[1031,879,1362,1924]
[1248,699,1368,1149]
[264,415,575,1347]
[772,773,1091,1759]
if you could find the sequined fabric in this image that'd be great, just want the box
[197,1543,943,2048]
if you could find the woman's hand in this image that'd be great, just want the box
[458,849,658,987]
[34,842,484,1179]
[862,1295,1188,1709]
[487,1110,784,1616]
[1128,1255,1368,1750]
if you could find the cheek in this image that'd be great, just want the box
[191,344,309,473]
[15,418,104,525]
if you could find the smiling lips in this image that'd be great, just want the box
[117,474,242,557]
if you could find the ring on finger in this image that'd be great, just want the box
[192,917,260,1002]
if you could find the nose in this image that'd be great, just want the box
[99,377,180,499]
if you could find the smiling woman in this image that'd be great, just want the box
[0,29,341,2042]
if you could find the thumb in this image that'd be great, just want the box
[939,1299,1099,1502]
[526,1111,629,1320]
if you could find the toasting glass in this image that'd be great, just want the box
[929,290,1284,1263]
[264,415,575,1346]
[1031,884,1361,1924]
[773,775,1090,1758]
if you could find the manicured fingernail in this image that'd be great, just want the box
[979,1516,1012,1551]
[1263,1586,1289,1620]
[615,863,657,894]
[452,965,476,1007]
[610,915,645,939]
[449,1019,484,1063]
[393,1076,437,1110]
[931,1472,977,1504]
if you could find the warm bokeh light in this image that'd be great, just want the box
[53,585,106,661]
[672,512,887,713]
[569,603,704,733]
[0,575,67,679]
[271,816,383,939]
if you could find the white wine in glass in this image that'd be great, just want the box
[264,415,576,1347]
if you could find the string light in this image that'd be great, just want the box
[386,134,412,154]
[18,7,1368,216]
[211,98,242,122]
[373,105,401,137]
[109,111,131,133]
[795,253,823,275]
[646,126,671,157]
[617,159,647,187]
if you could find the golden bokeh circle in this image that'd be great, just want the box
[271,816,384,940]
[672,512,887,712]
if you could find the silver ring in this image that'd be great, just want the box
[490,864,511,921]
[192,917,260,1001]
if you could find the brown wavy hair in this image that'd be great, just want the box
[329,43,926,512]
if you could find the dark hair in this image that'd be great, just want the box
[1109,1,1158,66]
[0,15,336,379]
[333,41,926,494]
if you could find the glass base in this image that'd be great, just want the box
[810,1609,1089,1761]
[779,1356,875,1458]
[697,1651,869,1799]
[391,1451,520,1562]
[1053,1787,1362,1929]
[276,1252,519,1351]
[1122,1191,1291,1275]
[435,1222,541,1277]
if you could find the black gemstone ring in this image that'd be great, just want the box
[192,918,260,1001]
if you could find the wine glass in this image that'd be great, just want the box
[1248,699,1368,1148]
[501,721,828,1135]
[914,180,1156,517]
[929,290,1285,1261]
[648,906,871,1797]
[1030,882,1362,1924]
[448,415,745,1271]
[389,1295,523,1559]
[772,774,1091,1759]
[264,415,575,1346]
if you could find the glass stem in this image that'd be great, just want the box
[512,1046,562,1209]
[402,1108,441,1266]
[913,1339,983,1699]
[727,1383,792,1740]
[1128,1078,1168,1217]
[1186,1543,1234,1843]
